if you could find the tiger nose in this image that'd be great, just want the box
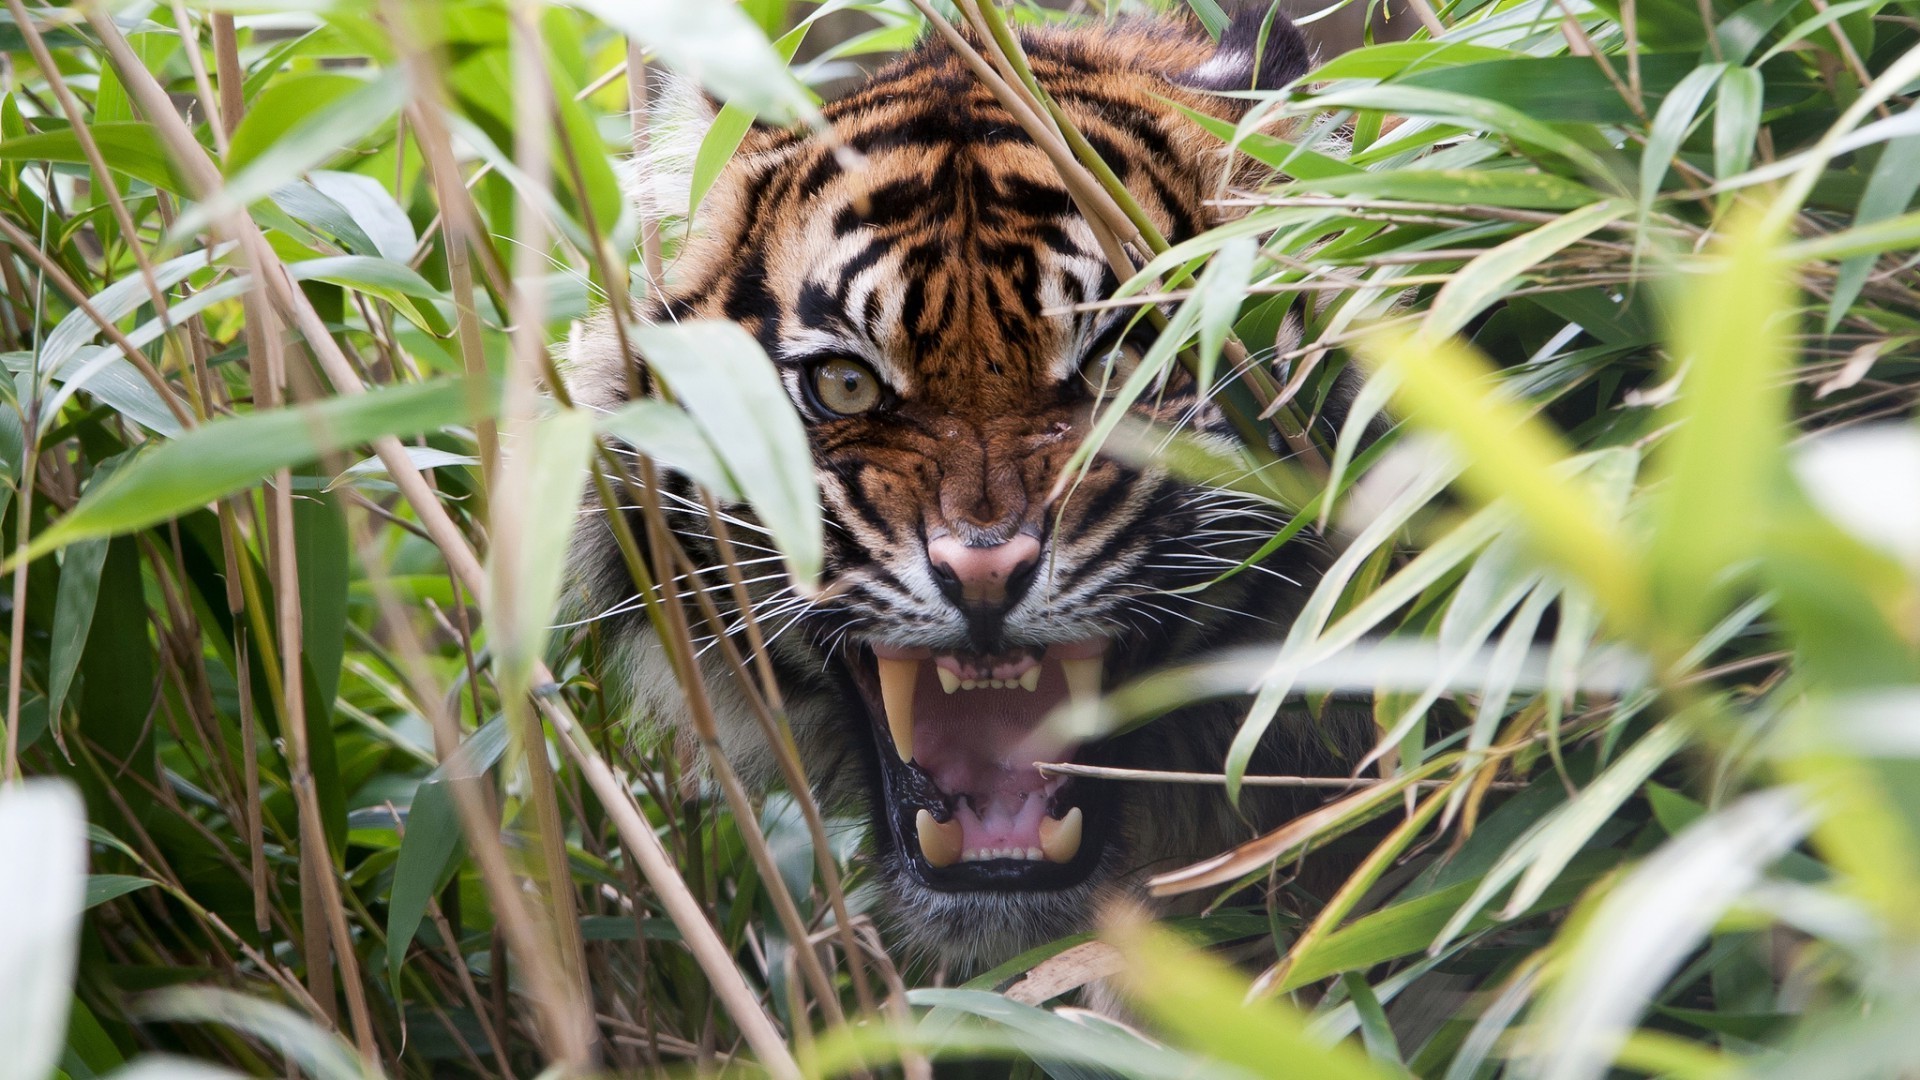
[927,534,1041,609]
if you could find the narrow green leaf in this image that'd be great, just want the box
[46,535,109,731]
[1639,64,1725,219]
[1826,135,1920,332]
[387,716,509,989]
[1713,67,1763,183]
[14,378,496,567]
[688,23,809,221]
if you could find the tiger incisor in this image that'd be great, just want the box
[568,7,1368,967]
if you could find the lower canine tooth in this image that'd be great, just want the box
[915,809,963,869]
[1039,806,1083,864]
[1061,657,1102,703]
[876,657,918,761]
[937,668,960,694]
[1019,667,1041,691]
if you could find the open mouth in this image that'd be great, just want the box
[848,639,1113,891]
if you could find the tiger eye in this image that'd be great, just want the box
[811,357,884,416]
[1080,340,1148,398]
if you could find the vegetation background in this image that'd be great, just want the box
[0,0,1917,1077]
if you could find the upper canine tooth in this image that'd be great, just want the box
[876,657,918,761]
[1061,657,1102,703]
[1018,668,1040,692]
[937,667,961,694]
[1039,806,1083,864]
[915,809,963,869]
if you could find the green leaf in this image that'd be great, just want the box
[40,244,235,378]
[1196,238,1256,391]
[172,72,408,243]
[0,123,185,192]
[387,716,509,989]
[1713,67,1764,183]
[1397,54,1706,123]
[287,254,452,336]
[14,378,497,567]
[635,320,823,589]
[1307,41,1516,81]
[84,874,158,910]
[1639,64,1725,219]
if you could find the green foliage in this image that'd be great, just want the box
[0,0,1916,1077]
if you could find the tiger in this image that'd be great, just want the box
[567,5,1368,968]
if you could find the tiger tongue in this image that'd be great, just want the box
[916,664,1076,860]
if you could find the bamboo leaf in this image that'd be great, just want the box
[635,320,824,590]
[14,378,497,567]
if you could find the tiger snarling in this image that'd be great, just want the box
[568,8,1367,967]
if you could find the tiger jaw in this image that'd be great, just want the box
[855,639,1113,889]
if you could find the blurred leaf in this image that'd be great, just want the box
[567,0,820,126]
[1525,790,1814,1080]
[0,781,86,1080]
[173,73,408,243]
[689,23,809,220]
[1826,135,1920,332]
[596,399,742,501]
[636,320,823,589]
[1713,67,1763,183]
[488,408,596,692]
[1354,328,1649,632]
[1107,915,1399,1080]
[1647,209,1792,637]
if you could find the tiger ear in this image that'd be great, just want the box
[1173,5,1313,96]
[621,71,718,224]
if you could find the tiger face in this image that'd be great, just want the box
[572,10,1360,967]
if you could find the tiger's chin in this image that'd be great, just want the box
[840,637,1148,966]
